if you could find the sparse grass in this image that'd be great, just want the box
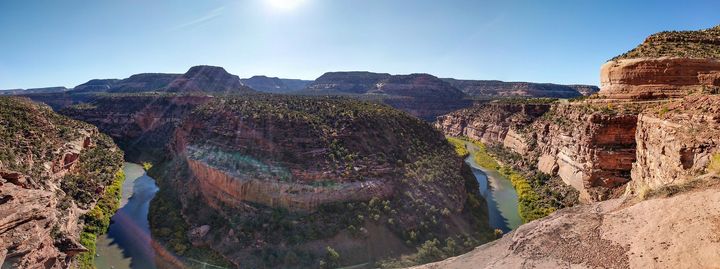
[708,153,720,174]
[446,137,469,157]
[142,162,153,171]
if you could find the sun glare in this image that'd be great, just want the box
[266,0,305,10]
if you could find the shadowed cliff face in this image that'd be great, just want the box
[0,97,123,268]
[63,94,493,268]
[443,79,598,99]
[241,75,312,93]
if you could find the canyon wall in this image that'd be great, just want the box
[630,95,720,190]
[0,97,123,268]
[435,102,640,202]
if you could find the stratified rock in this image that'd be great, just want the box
[0,97,123,268]
[630,95,720,190]
[599,57,720,99]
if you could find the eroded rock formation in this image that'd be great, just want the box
[0,97,123,268]
[630,95,720,190]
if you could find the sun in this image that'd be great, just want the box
[266,0,305,10]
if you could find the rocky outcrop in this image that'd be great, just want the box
[0,97,123,268]
[443,79,598,98]
[165,66,255,94]
[414,184,720,269]
[630,95,720,190]
[532,105,639,202]
[599,57,720,99]
[240,75,311,93]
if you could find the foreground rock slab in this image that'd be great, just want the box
[413,185,720,269]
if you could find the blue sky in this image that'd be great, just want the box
[0,0,718,89]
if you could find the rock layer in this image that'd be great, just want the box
[599,57,720,99]
[631,95,720,190]
[0,97,122,268]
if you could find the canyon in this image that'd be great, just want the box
[60,94,494,268]
[423,25,720,268]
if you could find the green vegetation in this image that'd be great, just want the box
[77,169,125,269]
[319,246,341,269]
[612,25,720,60]
[0,97,125,269]
[378,235,482,268]
[446,137,469,157]
[142,162,153,171]
[709,153,720,174]
[454,137,565,222]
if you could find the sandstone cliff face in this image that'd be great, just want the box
[435,102,551,145]
[532,105,639,202]
[599,57,720,99]
[630,95,720,190]
[0,97,123,268]
[436,101,642,203]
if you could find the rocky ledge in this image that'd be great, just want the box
[599,57,720,99]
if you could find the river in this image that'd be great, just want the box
[462,142,522,233]
[95,162,159,269]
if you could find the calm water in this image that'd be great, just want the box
[463,142,522,233]
[95,162,159,269]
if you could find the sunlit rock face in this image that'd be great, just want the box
[599,57,720,99]
[0,97,123,268]
[630,95,720,190]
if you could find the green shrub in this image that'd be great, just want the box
[446,137,469,157]
[709,153,720,174]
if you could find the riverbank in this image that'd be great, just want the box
[94,162,159,269]
[447,137,558,223]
